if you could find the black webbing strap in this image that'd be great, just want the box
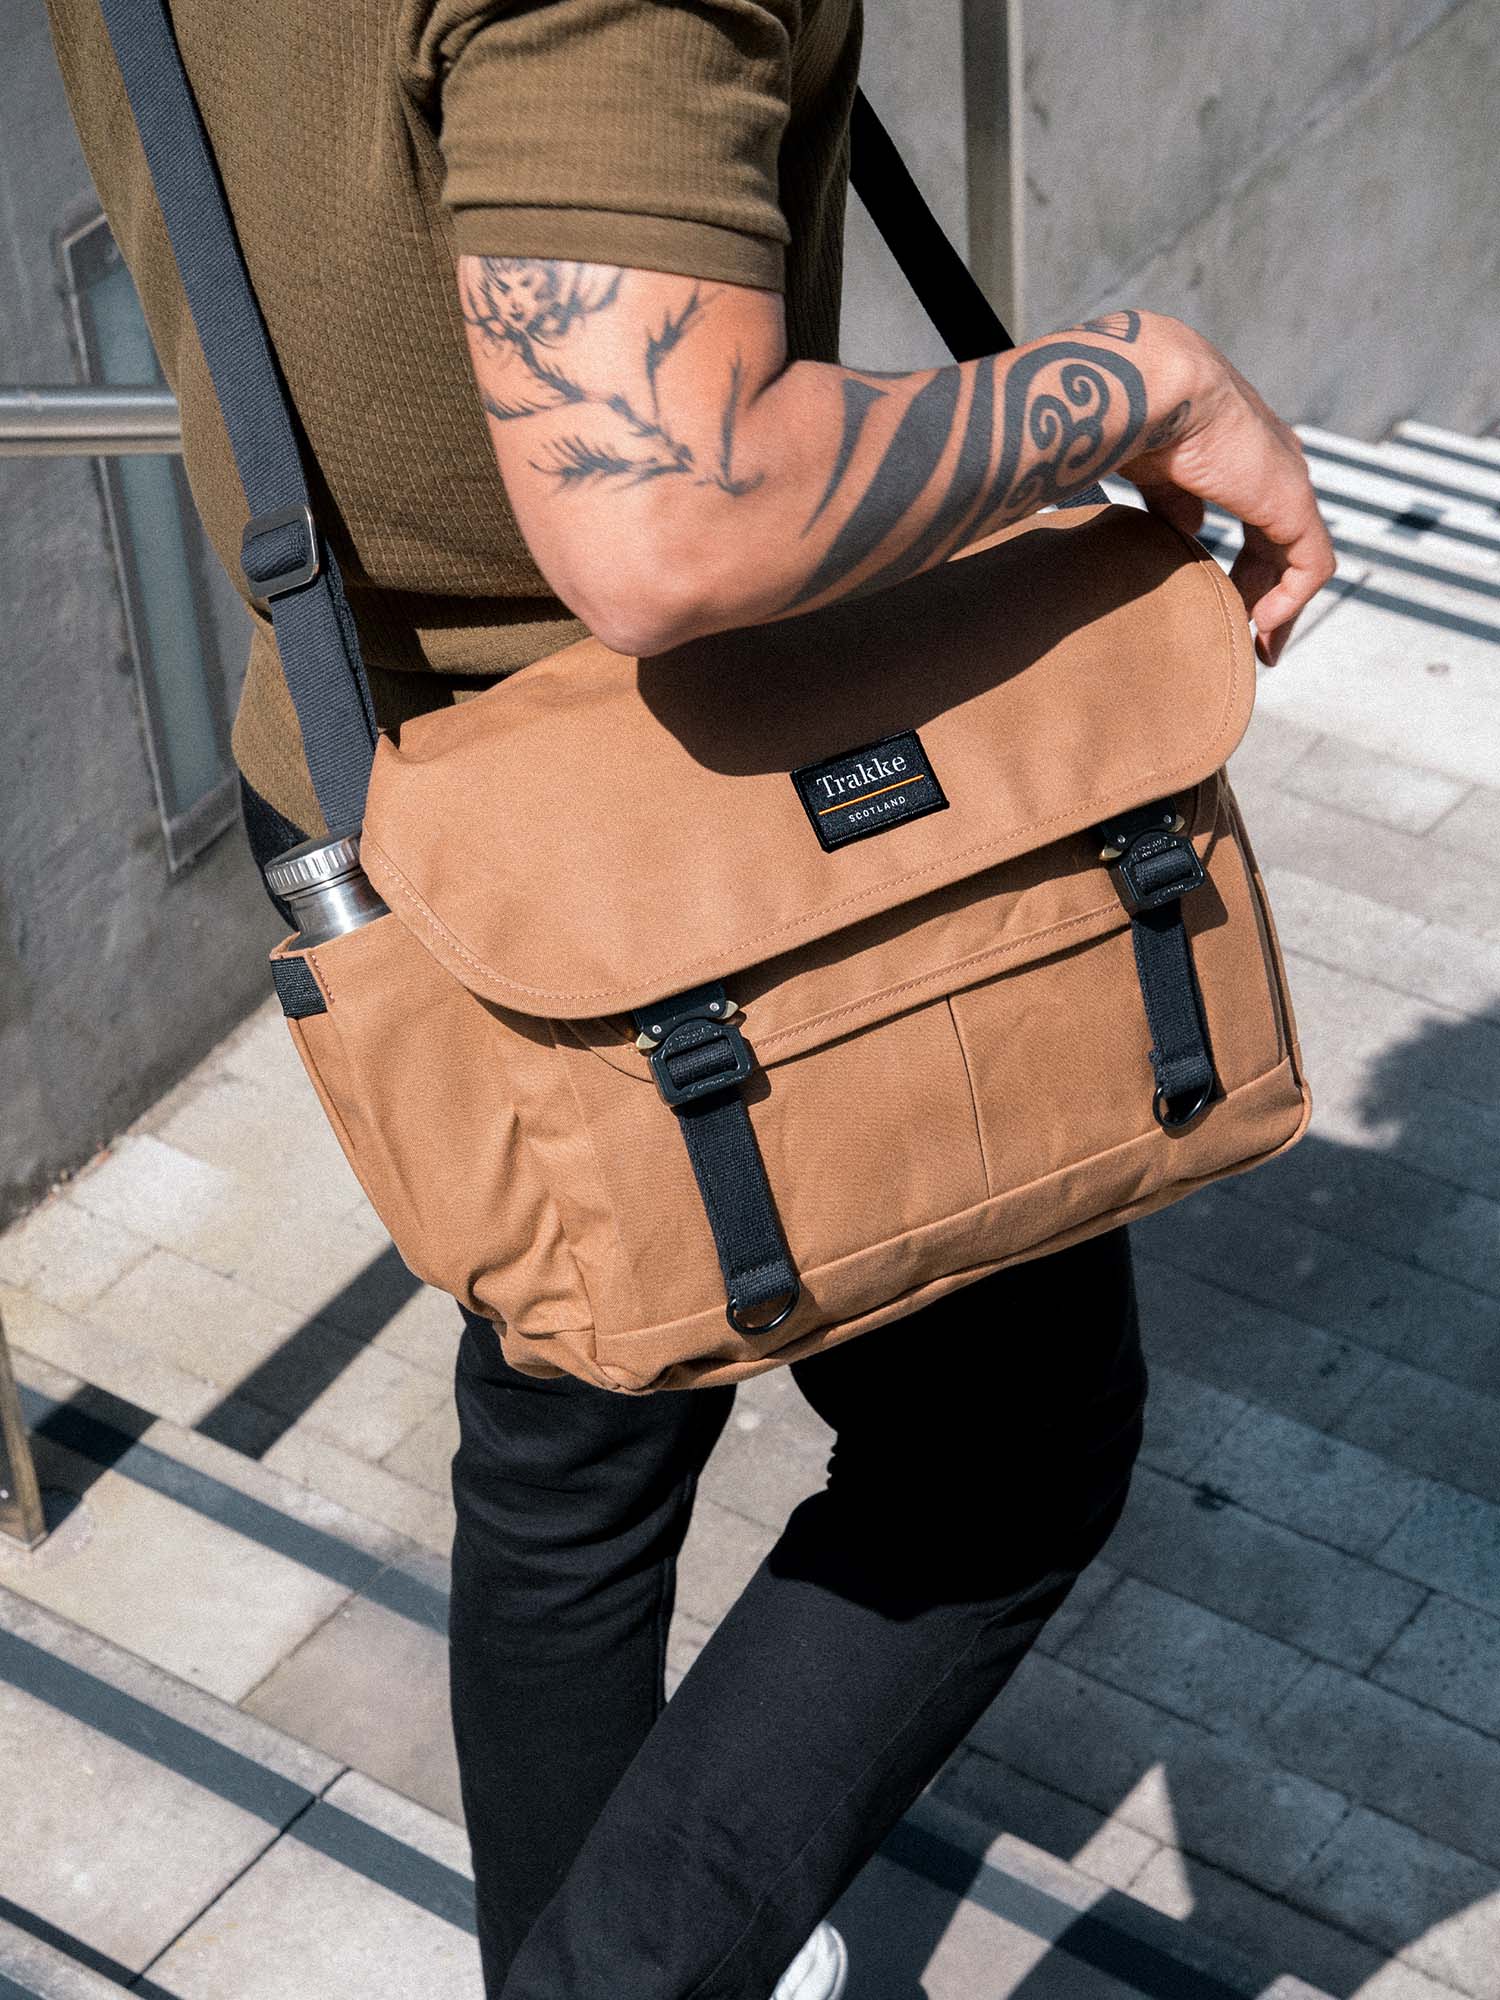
[1096,804,1217,1129]
[96,0,377,836]
[1132,908,1216,1120]
[631,988,799,1333]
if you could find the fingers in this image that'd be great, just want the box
[1230,516,1336,665]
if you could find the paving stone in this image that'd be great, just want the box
[1227,711,1324,790]
[1370,1594,1500,1740]
[1127,1844,1385,1996]
[1427,781,1500,857]
[1377,1483,1500,1618]
[1409,1191,1500,1300]
[1056,1575,1314,1735]
[1,1282,220,1430]
[85,1248,301,1390]
[155,1069,362,1207]
[1194,1403,1428,1557]
[0,1462,351,1703]
[1032,1556,1121,1659]
[224,1201,415,1328]
[833,1849,1124,2000]
[1211,1122,1495,1302]
[1137,1184,1500,1400]
[1276,735,1472,836]
[1288,1807,1500,1998]
[65,1135,244,1251]
[245,1593,462,1825]
[0,1194,152,1316]
[1332,1359,1500,1507]
[271,1338,450,1466]
[968,1655,1348,1897]
[1260,866,1500,1020]
[1133,1256,1387,1434]
[695,1395,831,1533]
[0,1677,282,1974]
[375,1283,465,1378]
[1228,780,1500,938]
[675,1495,775,1629]
[0,1916,148,1998]
[1294,1048,1500,1213]
[262,1424,456,1557]
[321,1768,474,1872]
[148,1830,484,2000]
[1134,1364,1246,1480]
[1352,1962,1477,2000]
[666,1609,715,1696]
[380,1392,461,1496]
[1104,1466,1425,1670]
[933,1748,1159,1893]
[0,1585,339,1792]
[1250,572,1500,795]
[1260,1663,1500,1871]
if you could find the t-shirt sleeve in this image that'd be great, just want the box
[430,0,796,291]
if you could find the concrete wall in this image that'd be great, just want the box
[1007,0,1500,436]
[0,0,278,1225]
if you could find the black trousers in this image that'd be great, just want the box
[240,783,1146,1998]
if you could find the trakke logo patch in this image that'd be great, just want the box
[791,730,949,851]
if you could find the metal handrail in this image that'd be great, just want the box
[0,385,181,456]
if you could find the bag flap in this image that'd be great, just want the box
[360,505,1253,1020]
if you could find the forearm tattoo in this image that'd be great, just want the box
[462,259,1166,617]
[461,258,759,493]
[784,341,1150,610]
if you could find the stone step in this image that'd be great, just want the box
[1393,420,1500,474]
[1300,425,1500,512]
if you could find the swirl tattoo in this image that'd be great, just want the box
[784,341,1148,611]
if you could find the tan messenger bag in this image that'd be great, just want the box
[276,506,1310,1392]
[105,12,1309,1392]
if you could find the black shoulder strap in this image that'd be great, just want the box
[94,0,1026,811]
[848,91,1015,362]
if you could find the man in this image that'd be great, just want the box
[44,2,1332,1994]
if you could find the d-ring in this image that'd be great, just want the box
[726,1281,801,1335]
[1153,1078,1215,1131]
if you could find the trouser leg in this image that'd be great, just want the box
[498,1227,1146,2000]
[448,1311,736,1991]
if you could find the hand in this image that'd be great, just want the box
[1116,327,1336,666]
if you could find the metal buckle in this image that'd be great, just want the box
[634,984,755,1109]
[727,1280,802,1335]
[1097,801,1205,912]
[241,501,320,602]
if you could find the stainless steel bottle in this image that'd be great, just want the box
[263,833,390,950]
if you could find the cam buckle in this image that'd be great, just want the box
[633,983,754,1110]
[1097,800,1206,912]
[241,501,321,602]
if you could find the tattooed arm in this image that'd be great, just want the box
[458,260,1332,663]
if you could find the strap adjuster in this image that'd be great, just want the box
[634,983,755,1110]
[1097,801,1206,912]
[242,501,321,602]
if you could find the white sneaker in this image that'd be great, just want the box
[771,1921,849,2000]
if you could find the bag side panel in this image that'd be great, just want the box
[271,916,592,1350]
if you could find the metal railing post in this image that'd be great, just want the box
[0,1306,46,1549]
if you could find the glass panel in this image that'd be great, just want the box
[62,217,235,863]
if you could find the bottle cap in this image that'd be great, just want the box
[264,833,365,902]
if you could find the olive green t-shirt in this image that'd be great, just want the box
[45,0,862,834]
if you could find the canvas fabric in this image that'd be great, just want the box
[270,504,1310,1393]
